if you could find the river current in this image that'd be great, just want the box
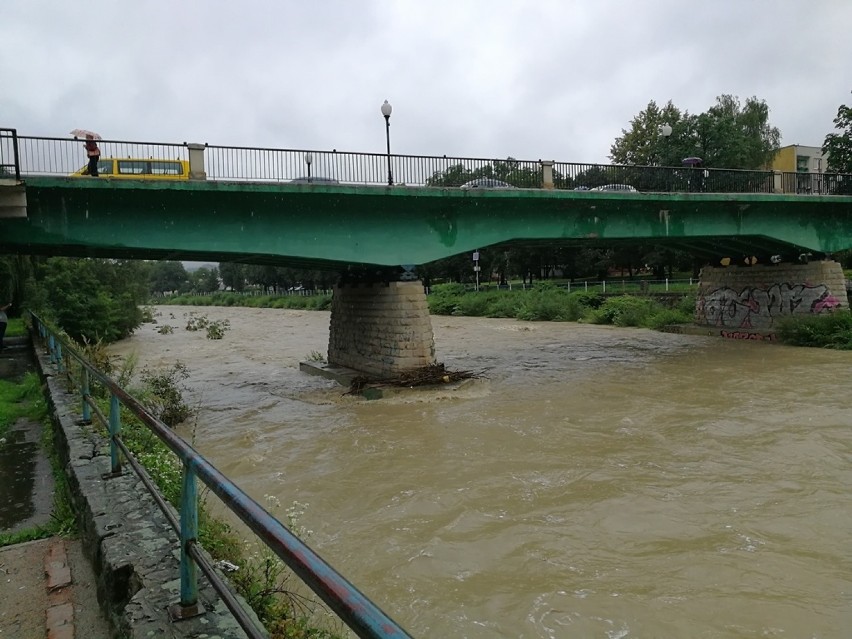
[109,305,852,638]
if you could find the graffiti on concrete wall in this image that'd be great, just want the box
[720,330,775,341]
[697,283,841,328]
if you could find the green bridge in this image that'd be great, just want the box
[2,132,852,375]
[3,176,852,269]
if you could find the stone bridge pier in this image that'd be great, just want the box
[327,279,435,377]
[695,259,849,339]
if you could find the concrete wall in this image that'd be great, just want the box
[696,260,848,340]
[328,281,435,377]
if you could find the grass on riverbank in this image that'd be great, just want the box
[777,310,852,349]
[427,282,695,328]
[164,292,332,311]
[158,283,852,348]
[5,317,26,337]
[159,284,696,330]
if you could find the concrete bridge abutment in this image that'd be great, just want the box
[328,280,435,377]
[695,259,849,339]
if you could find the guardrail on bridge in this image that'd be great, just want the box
[8,134,852,195]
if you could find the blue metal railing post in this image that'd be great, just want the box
[108,394,122,474]
[81,367,91,423]
[48,334,56,364]
[56,342,63,373]
[179,462,199,608]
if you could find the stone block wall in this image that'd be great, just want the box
[328,281,435,377]
[696,260,848,331]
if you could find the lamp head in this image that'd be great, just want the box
[381,100,392,118]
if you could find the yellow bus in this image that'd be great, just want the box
[70,158,190,180]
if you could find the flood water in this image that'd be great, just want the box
[110,305,852,638]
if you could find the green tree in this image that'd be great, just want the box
[610,100,686,166]
[189,267,219,293]
[28,258,146,343]
[426,158,542,188]
[218,262,246,291]
[823,101,852,174]
[611,95,780,170]
[149,261,188,294]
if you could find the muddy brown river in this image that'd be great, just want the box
[109,305,852,638]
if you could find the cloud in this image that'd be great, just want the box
[2,0,850,164]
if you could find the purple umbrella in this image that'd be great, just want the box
[682,157,703,167]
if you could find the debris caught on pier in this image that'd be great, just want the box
[346,363,480,396]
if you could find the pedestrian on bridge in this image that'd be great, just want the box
[84,134,100,177]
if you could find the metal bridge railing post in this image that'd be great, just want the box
[81,367,91,423]
[107,394,122,475]
[169,462,204,620]
[48,334,56,364]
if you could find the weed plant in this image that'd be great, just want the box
[776,310,852,349]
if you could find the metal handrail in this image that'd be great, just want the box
[33,313,412,639]
[0,128,21,181]
[11,134,852,194]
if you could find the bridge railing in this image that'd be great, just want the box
[0,128,21,180]
[205,144,546,186]
[15,136,189,176]
[778,170,852,195]
[11,135,852,195]
[32,313,412,639]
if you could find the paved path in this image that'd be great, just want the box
[2,341,112,638]
[0,536,111,638]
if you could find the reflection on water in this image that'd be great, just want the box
[111,306,852,638]
[0,429,37,529]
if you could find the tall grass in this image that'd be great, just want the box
[776,310,852,349]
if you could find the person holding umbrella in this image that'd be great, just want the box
[71,129,102,177]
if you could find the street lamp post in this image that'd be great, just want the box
[381,100,393,186]
[657,124,673,191]
[304,152,312,182]
[657,124,672,165]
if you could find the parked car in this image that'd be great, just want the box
[290,176,340,184]
[460,178,514,190]
[590,184,638,192]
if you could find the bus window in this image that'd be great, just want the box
[150,161,184,176]
[118,160,149,175]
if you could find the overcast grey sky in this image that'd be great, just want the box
[2,0,850,164]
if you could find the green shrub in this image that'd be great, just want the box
[585,296,657,327]
[568,291,606,310]
[645,308,694,329]
[138,362,193,426]
[455,293,492,316]
[776,310,852,349]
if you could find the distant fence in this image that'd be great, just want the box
[33,313,412,639]
[458,278,699,294]
[9,135,852,195]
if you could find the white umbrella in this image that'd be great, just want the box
[70,129,101,139]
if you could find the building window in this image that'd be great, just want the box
[796,155,810,173]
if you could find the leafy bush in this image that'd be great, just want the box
[776,310,852,349]
[645,308,695,329]
[139,362,193,426]
[206,319,230,340]
[585,296,657,327]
